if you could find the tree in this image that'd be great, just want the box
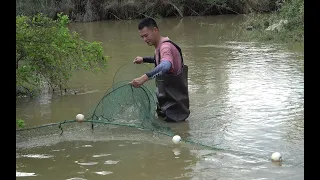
[16,13,108,97]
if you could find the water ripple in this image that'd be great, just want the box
[75,161,98,166]
[104,160,120,164]
[19,154,53,159]
[95,171,113,175]
[92,154,111,158]
[186,41,304,168]
[16,171,37,177]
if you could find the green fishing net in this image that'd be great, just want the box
[112,63,156,90]
[16,63,175,146]
[16,63,220,151]
[84,63,170,132]
[86,81,165,131]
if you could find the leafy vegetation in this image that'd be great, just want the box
[16,13,109,97]
[241,0,304,43]
[16,119,25,128]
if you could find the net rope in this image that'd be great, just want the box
[16,63,223,151]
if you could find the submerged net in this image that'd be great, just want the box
[85,81,168,131]
[83,63,170,132]
[16,63,221,151]
[17,63,171,142]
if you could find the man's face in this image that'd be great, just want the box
[139,26,158,46]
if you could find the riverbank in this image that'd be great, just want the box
[16,0,303,45]
[239,0,303,44]
[17,0,280,22]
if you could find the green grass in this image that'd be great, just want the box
[239,0,304,44]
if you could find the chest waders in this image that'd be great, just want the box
[154,40,190,122]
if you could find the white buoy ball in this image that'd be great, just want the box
[271,152,282,162]
[172,135,181,144]
[76,114,85,123]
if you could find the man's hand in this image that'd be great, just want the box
[133,56,143,64]
[130,74,148,88]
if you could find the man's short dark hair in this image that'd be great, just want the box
[138,18,158,30]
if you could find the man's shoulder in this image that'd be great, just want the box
[160,40,180,49]
[160,42,171,49]
[161,40,174,46]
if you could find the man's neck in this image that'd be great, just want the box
[154,36,163,49]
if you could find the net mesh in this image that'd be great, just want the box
[17,63,173,142]
[83,63,170,132]
[86,81,165,131]
[16,63,221,151]
[112,63,156,91]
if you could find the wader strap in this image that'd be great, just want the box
[155,40,184,67]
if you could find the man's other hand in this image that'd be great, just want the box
[130,74,148,88]
[133,56,143,64]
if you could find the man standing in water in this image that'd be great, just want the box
[130,18,190,122]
